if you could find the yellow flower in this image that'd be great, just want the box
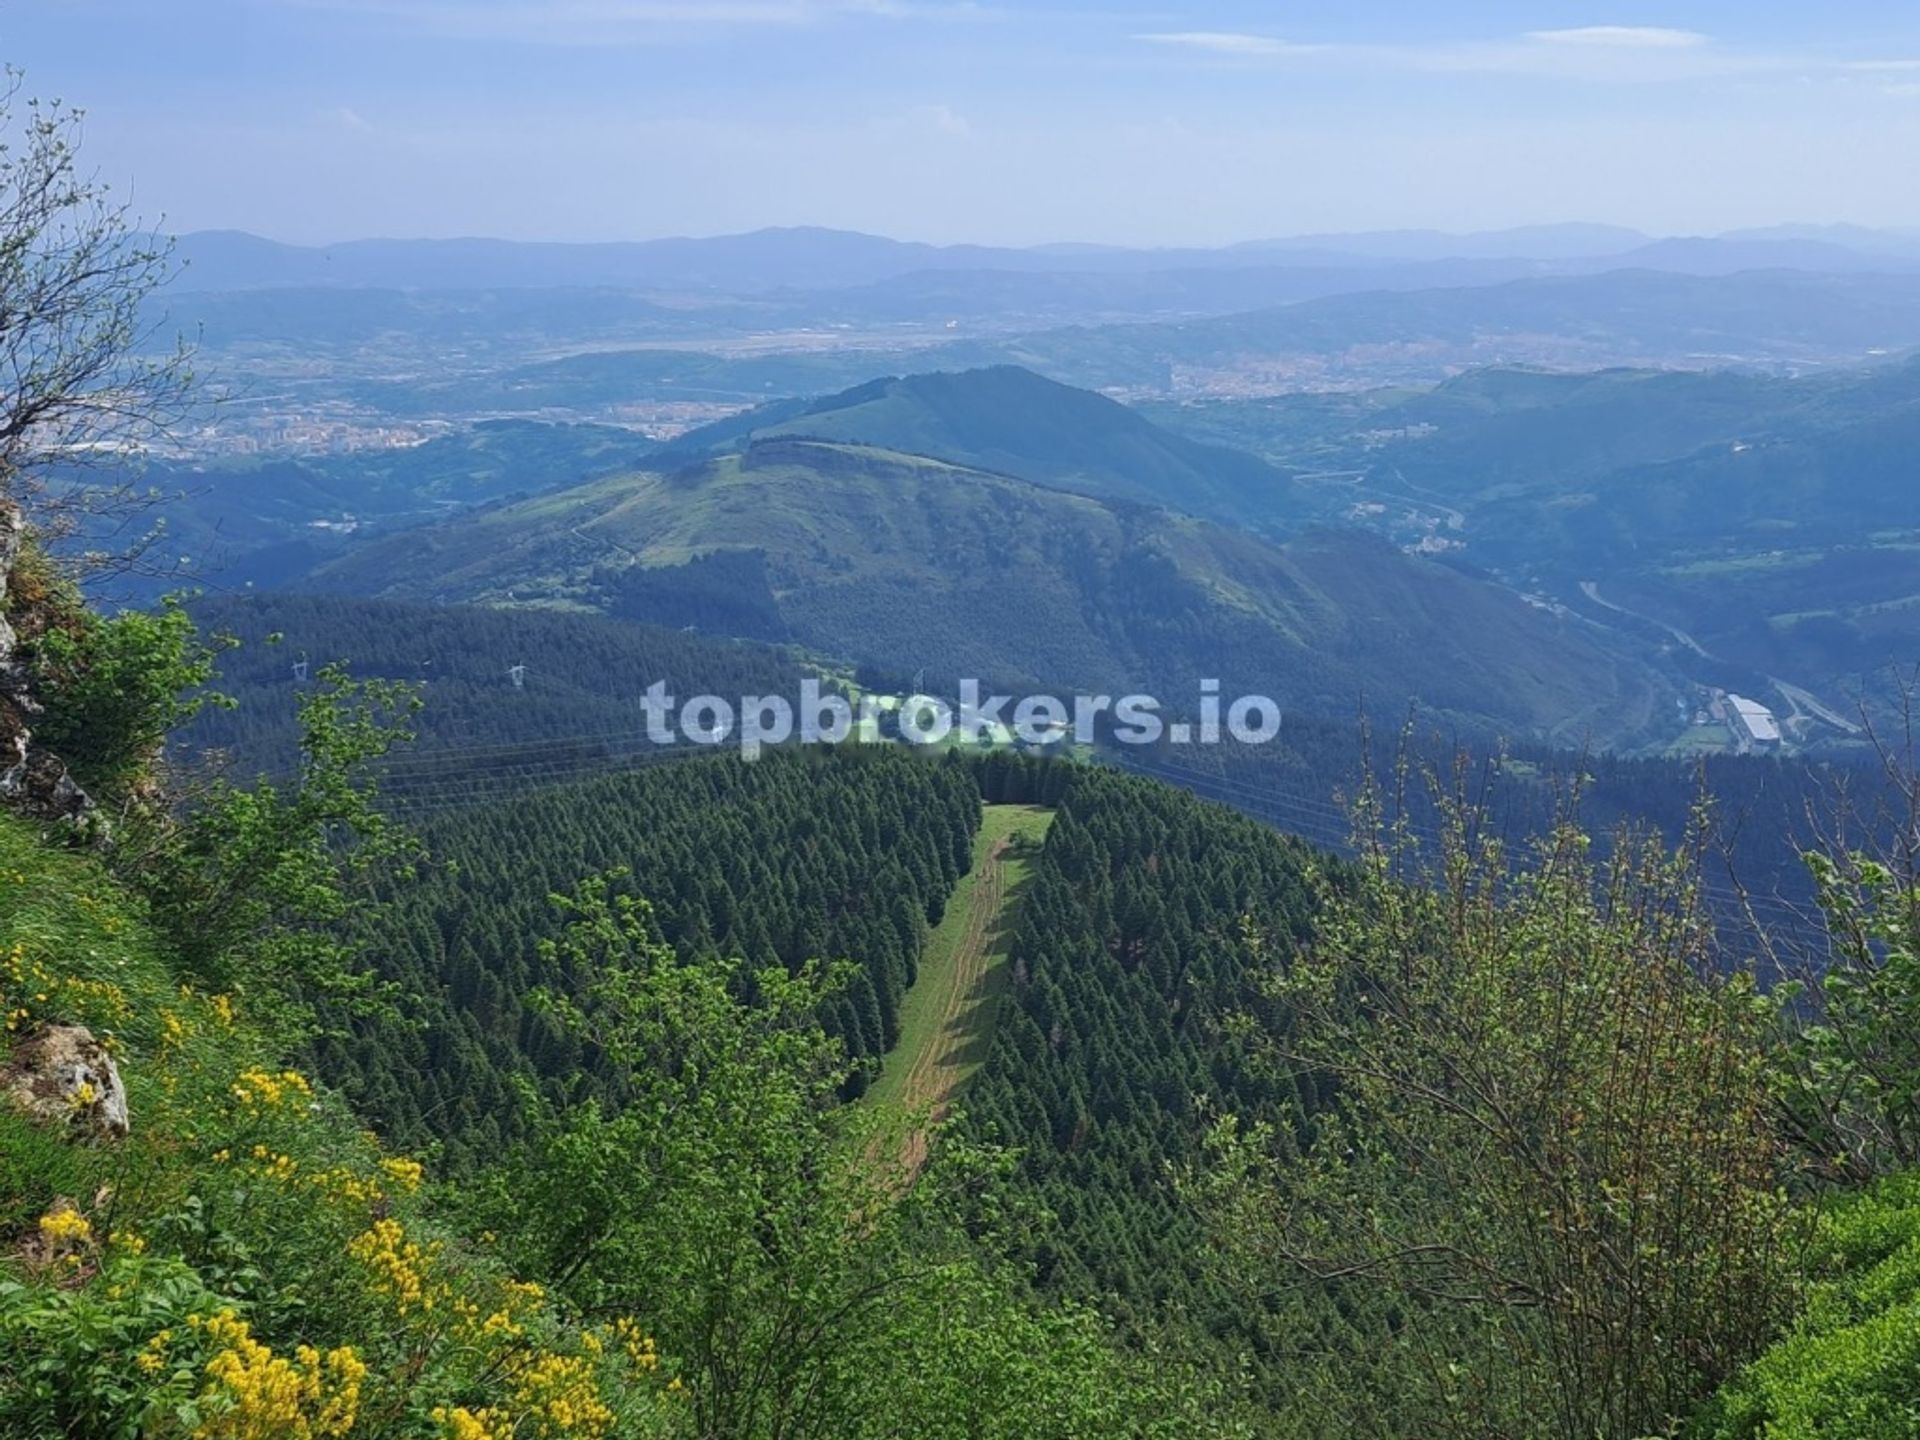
[310,1166,381,1208]
[612,1317,660,1372]
[512,1350,615,1439]
[136,1329,172,1375]
[377,1156,424,1192]
[231,1068,313,1112]
[244,1145,299,1183]
[474,1308,522,1341]
[38,1208,92,1247]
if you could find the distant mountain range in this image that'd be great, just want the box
[170,223,1920,295]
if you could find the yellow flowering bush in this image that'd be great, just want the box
[338,1213,673,1438]
[378,1155,425,1192]
[511,1349,616,1439]
[111,1226,149,1256]
[349,1217,437,1315]
[190,1308,367,1440]
[136,1327,173,1375]
[309,1164,386,1208]
[243,1144,301,1184]
[611,1316,660,1372]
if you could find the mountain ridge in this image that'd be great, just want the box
[305,435,1676,744]
[668,366,1301,523]
[169,223,1920,295]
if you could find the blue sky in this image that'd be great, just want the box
[10,1,1920,245]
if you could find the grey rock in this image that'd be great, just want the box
[2,1023,130,1139]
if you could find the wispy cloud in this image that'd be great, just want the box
[1134,32,1324,58]
[1526,26,1708,49]
[1131,24,1766,82]
[913,103,971,137]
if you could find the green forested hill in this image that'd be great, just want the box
[1143,355,1920,534]
[1144,356,1920,736]
[305,437,1676,745]
[326,746,983,1154]
[1144,365,1808,501]
[1107,720,1864,964]
[188,594,1863,934]
[675,366,1302,523]
[325,743,1327,1321]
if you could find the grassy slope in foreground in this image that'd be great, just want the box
[0,811,675,1433]
[864,803,1054,1166]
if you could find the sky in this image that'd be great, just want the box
[9,1,1920,246]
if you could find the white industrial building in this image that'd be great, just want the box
[1725,694,1782,753]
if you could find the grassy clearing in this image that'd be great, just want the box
[863,804,1053,1165]
[1664,723,1737,757]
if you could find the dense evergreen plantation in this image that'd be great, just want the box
[313,736,1335,1293]
[329,746,981,1153]
[963,765,1324,1315]
[180,594,808,784]
[301,731,1344,1321]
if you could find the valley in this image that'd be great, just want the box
[9,43,1920,1434]
[112,327,1920,759]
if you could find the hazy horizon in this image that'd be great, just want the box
[163,219,1920,251]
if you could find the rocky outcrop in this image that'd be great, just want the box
[2,1024,130,1139]
[0,504,92,824]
